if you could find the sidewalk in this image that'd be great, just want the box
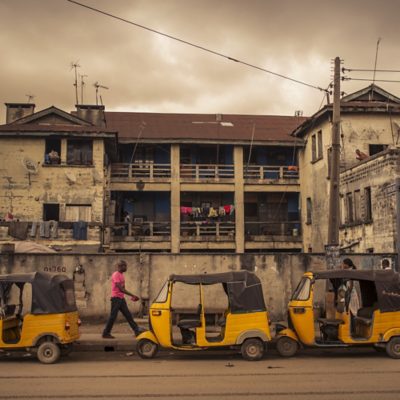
[76,319,149,352]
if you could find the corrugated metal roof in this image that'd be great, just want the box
[104,112,307,143]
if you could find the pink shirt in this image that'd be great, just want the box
[111,271,125,299]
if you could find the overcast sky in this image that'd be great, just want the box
[1,0,400,124]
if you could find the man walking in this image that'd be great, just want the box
[102,260,143,339]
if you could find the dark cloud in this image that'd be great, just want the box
[1,0,399,123]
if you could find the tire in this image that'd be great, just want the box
[37,341,61,364]
[276,336,299,357]
[136,339,158,359]
[386,337,400,359]
[240,338,265,361]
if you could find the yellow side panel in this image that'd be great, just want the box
[149,304,172,347]
[289,306,314,345]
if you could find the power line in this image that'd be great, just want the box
[66,0,327,93]
[342,77,400,83]
[343,68,400,73]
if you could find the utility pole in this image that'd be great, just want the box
[326,57,341,268]
[396,178,400,272]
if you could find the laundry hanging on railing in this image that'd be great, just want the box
[180,205,234,218]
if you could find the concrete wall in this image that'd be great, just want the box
[0,252,394,322]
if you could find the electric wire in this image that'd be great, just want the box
[343,78,400,84]
[66,0,327,93]
[343,68,400,73]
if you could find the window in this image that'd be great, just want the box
[317,130,323,159]
[65,205,92,222]
[364,187,372,221]
[45,138,61,165]
[346,192,354,223]
[306,198,312,224]
[369,144,388,156]
[311,134,317,162]
[354,190,361,222]
[67,139,93,165]
[291,277,311,301]
[43,204,59,221]
[154,281,169,303]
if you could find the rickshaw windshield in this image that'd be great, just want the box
[291,277,311,301]
[154,281,169,303]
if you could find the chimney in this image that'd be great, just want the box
[5,103,35,124]
[75,104,106,128]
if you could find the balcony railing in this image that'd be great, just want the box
[180,164,234,181]
[244,165,299,180]
[181,221,235,238]
[110,163,171,180]
[245,221,301,237]
[110,222,171,237]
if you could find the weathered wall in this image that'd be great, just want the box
[299,114,400,252]
[339,149,400,252]
[0,252,394,322]
[0,137,105,222]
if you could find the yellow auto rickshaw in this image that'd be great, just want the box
[0,272,80,363]
[275,269,400,358]
[136,271,271,361]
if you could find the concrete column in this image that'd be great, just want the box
[234,146,245,253]
[61,139,67,163]
[171,144,181,253]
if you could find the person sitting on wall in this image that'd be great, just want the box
[48,149,60,164]
[355,149,368,161]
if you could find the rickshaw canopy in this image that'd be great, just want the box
[312,269,400,313]
[169,271,266,313]
[0,272,77,314]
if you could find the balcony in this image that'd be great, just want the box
[244,165,299,182]
[181,221,235,240]
[110,163,171,182]
[109,221,170,238]
[245,221,301,237]
[180,164,234,182]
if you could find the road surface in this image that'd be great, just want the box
[0,347,399,399]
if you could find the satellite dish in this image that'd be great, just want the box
[22,157,38,174]
[65,171,77,184]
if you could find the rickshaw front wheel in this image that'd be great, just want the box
[240,338,265,361]
[276,336,298,357]
[386,337,400,359]
[37,341,61,364]
[137,339,159,359]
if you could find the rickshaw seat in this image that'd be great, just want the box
[317,318,344,326]
[177,319,202,329]
[354,316,372,327]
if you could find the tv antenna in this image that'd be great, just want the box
[94,81,109,105]
[70,61,81,105]
[25,94,35,103]
[80,74,88,104]
[372,38,381,85]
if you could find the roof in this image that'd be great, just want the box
[105,112,307,145]
[169,270,261,285]
[292,84,400,138]
[0,272,69,284]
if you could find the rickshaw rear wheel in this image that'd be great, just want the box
[276,336,298,357]
[240,338,265,361]
[37,341,61,364]
[137,339,159,359]
[386,337,400,359]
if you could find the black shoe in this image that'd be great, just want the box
[102,333,115,339]
[134,327,146,336]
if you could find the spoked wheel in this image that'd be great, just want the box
[240,338,265,361]
[386,337,400,359]
[136,339,159,359]
[276,336,299,357]
[37,341,61,364]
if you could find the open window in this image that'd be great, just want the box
[43,204,60,221]
[44,138,61,165]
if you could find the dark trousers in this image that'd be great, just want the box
[103,297,139,335]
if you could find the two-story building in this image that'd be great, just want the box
[103,112,305,253]
[0,103,117,252]
[293,84,400,253]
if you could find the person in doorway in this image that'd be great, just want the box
[48,149,60,164]
[102,260,144,339]
[340,258,361,333]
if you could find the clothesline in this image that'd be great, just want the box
[180,205,235,218]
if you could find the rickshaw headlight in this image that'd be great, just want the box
[151,310,162,316]
[65,322,71,330]
[77,318,82,327]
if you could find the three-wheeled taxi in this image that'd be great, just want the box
[0,272,80,363]
[136,271,271,361]
[275,269,400,358]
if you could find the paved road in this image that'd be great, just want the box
[1,348,400,399]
